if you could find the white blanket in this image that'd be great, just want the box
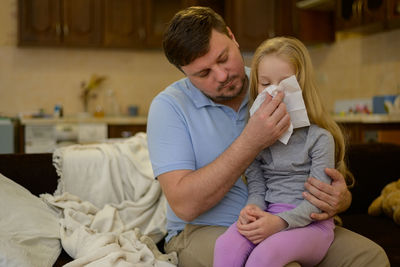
[42,193,177,267]
[44,133,177,266]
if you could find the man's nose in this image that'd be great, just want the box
[214,65,228,82]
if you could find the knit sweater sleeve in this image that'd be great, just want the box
[245,156,267,211]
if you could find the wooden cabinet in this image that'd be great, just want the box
[103,0,184,48]
[62,0,103,46]
[18,0,336,50]
[18,0,102,47]
[336,0,387,31]
[18,0,61,45]
[103,0,146,48]
[225,0,334,51]
[339,122,400,144]
[387,0,400,28]
[225,0,277,51]
[146,0,185,47]
[19,0,185,48]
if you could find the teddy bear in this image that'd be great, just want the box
[368,178,400,225]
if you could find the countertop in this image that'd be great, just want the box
[20,115,148,125]
[333,114,400,123]
[20,114,400,125]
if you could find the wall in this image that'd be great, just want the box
[0,0,399,118]
[0,0,184,117]
[308,30,400,112]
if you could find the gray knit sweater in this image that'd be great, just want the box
[245,124,334,229]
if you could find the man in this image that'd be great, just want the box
[147,6,389,267]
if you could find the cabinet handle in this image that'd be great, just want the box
[357,0,363,17]
[63,24,69,36]
[55,23,62,36]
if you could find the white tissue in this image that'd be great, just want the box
[249,75,310,144]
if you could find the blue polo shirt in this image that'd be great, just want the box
[147,68,250,241]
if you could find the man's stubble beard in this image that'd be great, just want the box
[206,75,248,102]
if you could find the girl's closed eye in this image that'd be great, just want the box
[260,82,270,87]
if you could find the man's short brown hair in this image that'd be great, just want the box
[163,6,229,70]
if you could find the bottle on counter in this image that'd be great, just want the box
[105,89,120,117]
[54,104,63,118]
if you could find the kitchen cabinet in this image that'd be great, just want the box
[18,0,336,50]
[103,0,184,48]
[18,0,102,47]
[225,0,334,51]
[103,0,146,48]
[334,114,400,144]
[336,0,387,32]
[387,0,400,28]
[225,0,277,50]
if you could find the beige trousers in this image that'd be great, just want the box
[165,224,389,267]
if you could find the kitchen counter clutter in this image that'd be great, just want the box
[18,116,148,153]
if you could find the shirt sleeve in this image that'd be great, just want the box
[276,129,335,229]
[147,95,196,178]
[245,156,267,211]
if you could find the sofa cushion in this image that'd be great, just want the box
[345,143,400,214]
[0,173,61,267]
[0,153,58,196]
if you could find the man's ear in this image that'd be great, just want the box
[226,26,239,48]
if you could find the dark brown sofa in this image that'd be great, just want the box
[0,143,399,266]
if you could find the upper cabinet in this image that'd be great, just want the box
[387,0,400,28]
[18,0,102,47]
[226,0,335,51]
[19,0,185,48]
[21,0,399,50]
[225,0,277,51]
[103,0,146,48]
[336,0,386,31]
[335,0,400,32]
[103,0,184,48]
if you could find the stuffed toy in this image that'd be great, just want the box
[368,178,400,225]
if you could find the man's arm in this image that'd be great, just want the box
[158,92,290,222]
[303,167,352,220]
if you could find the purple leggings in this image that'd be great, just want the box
[213,203,334,267]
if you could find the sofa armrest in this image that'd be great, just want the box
[343,143,400,215]
[0,153,58,196]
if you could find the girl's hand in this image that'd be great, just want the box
[237,208,287,244]
[238,204,259,225]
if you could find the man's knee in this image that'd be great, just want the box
[317,226,389,267]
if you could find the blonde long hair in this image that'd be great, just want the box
[250,37,354,186]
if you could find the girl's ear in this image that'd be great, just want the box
[226,26,239,48]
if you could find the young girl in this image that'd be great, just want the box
[213,37,354,267]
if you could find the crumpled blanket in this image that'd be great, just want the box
[43,133,177,266]
[52,133,165,242]
[42,193,177,267]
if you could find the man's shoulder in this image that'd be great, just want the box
[151,78,191,106]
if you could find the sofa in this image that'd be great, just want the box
[0,142,399,266]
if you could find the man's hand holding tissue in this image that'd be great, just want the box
[242,91,291,151]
